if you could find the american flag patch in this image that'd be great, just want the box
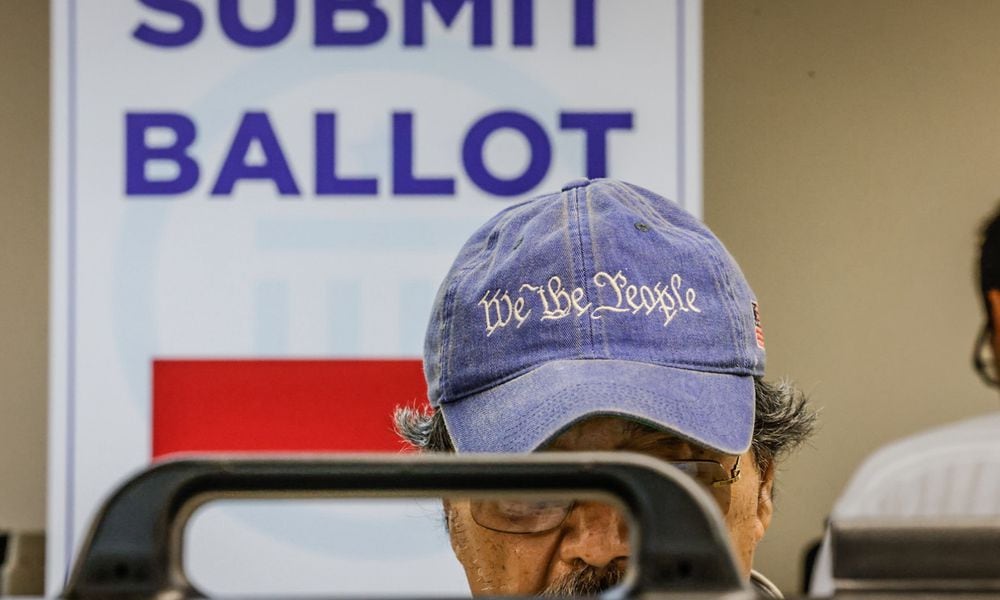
[752,302,765,349]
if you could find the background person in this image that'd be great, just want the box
[396,178,816,597]
[808,205,1000,596]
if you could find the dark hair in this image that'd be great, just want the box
[394,377,815,476]
[979,203,1000,328]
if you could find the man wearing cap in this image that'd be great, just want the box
[396,179,816,597]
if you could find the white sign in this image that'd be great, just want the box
[49,0,702,593]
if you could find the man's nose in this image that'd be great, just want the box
[558,500,630,569]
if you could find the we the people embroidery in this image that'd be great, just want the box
[478,270,701,337]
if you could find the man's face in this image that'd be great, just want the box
[988,290,1000,374]
[446,416,775,596]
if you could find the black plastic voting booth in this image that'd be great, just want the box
[61,453,750,599]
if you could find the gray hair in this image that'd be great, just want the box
[394,377,815,475]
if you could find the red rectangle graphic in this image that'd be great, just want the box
[152,359,428,458]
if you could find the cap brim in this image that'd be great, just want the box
[440,359,754,455]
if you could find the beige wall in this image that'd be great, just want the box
[3,0,1000,594]
[0,1,48,531]
[705,0,1000,592]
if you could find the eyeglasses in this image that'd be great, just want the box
[470,456,742,534]
[973,323,1000,387]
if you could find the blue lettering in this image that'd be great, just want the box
[219,0,296,47]
[463,111,551,197]
[559,112,633,178]
[125,112,200,195]
[314,0,389,45]
[512,0,532,46]
[126,107,633,199]
[133,0,203,47]
[133,0,590,49]
[212,112,300,196]
[403,0,492,47]
[315,113,378,195]
[392,112,455,196]
[574,0,595,46]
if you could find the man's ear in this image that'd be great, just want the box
[756,460,776,537]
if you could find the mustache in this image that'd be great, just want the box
[541,563,626,596]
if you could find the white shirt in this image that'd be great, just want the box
[810,412,1000,596]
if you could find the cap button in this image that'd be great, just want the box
[561,178,591,192]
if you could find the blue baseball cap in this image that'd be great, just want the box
[423,179,765,455]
